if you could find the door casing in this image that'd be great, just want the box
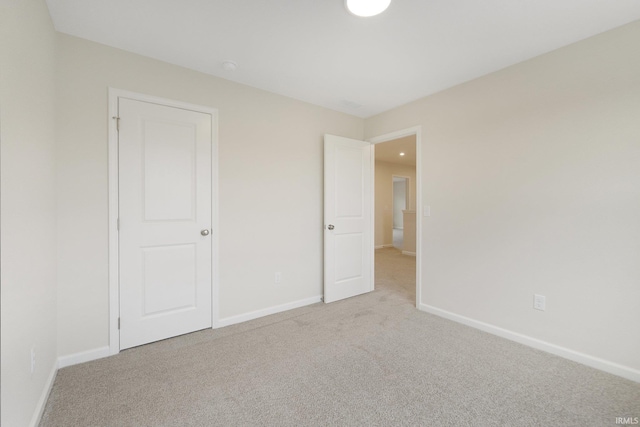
[108,88,220,355]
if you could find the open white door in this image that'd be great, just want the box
[324,134,373,303]
[118,98,213,350]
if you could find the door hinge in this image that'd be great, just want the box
[112,116,120,132]
[118,317,120,330]
[117,217,120,231]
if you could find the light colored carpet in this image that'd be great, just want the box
[41,248,639,426]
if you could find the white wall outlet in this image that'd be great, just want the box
[424,206,431,217]
[275,272,282,284]
[30,347,36,374]
[534,294,546,311]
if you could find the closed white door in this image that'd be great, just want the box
[324,134,373,303]
[118,98,213,350]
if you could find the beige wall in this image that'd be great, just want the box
[402,212,416,254]
[374,161,417,247]
[366,21,640,371]
[0,0,58,425]
[393,180,407,229]
[55,34,364,357]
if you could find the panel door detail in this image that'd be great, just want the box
[119,98,213,350]
[324,134,373,303]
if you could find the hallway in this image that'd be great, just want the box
[375,246,415,303]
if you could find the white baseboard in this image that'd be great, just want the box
[375,244,394,249]
[402,251,416,256]
[57,345,110,369]
[217,295,322,328]
[29,359,57,427]
[420,304,640,383]
[30,346,111,425]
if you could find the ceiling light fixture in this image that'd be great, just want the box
[345,0,391,17]
[399,152,405,156]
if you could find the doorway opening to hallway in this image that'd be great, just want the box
[322,127,422,307]
[372,133,419,305]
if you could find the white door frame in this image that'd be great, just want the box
[369,126,422,309]
[107,88,220,355]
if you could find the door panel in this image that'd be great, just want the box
[143,120,196,221]
[335,234,364,280]
[119,98,212,350]
[324,134,373,303]
[141,244,196,315]
[335,145,365,217]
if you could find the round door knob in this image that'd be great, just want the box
[201,229,210,236]
[327,224,335,230]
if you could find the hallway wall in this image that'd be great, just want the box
[374,161,417,247]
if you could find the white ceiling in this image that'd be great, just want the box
[45,0,640,118]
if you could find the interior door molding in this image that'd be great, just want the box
[107,88,220,355]
[368,126,422,309]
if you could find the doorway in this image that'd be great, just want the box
[370,128,421,308]
[322,126,422,307]
[108,89,220,354]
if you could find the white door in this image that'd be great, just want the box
[324,134,373,303]
[118,98,213,350]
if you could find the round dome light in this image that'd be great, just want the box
[345,0,391,17]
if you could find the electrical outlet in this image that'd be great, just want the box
[534,294,546,311]
[275,272,282,284]
[30,347,36,374]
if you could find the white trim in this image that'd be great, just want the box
[420,304,640,383]
[108,88,220,354]
[375,244,394,249]
[211,109,220,328]
[30,345,113,424]
[370,144,375,294]
[217,296,322,328]
[108,89,119,355]
[29,360,57,427]
[58,346,111,369]
[368,126,423,309]
[402,251,416,256]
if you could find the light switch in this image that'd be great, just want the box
[424,206,431,217]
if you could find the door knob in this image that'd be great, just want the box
[201,229,210,236]
[327,224,335,230]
